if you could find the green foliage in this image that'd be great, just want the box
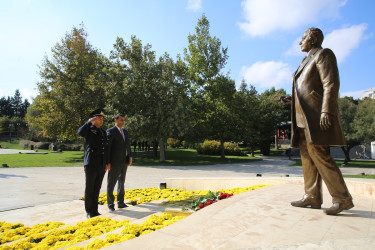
[0,89,30,118]
[109,36,192,162]
[235,82,289,156]
[197,140,244,156]
[353,98,375,144]
[27,24,109,140]
[0,116,27,136]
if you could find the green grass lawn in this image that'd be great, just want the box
[131,148,260,166]
[0,139,23,149]
[290,159,375,168]
[1,150,84,167]
[0,148,260,168]
[290,159,375,179]
[343,175,375,179]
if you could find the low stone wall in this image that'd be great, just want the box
[165,177,375,200]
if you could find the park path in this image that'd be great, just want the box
[0,156,373,212]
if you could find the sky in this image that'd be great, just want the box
[0,0,374,102]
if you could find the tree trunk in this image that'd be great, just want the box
[159,138,166,162]
[153,140,158,159]
[341,146,351,165]
[275,130,279,150]
[220,139,225,159]
[250,145,255,157]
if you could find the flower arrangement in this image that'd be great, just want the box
[190,191,234,211]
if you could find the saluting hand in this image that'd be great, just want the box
[89,116,97,124]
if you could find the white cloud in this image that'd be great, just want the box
[323,24,368,63]
[186,0,202,11]
[284,24,367,63]
[238,0,346,37]
[19,88,37,101]
[340,90,365,99]
[240,61,293,90]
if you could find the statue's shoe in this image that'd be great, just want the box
[291,195,322,209]
[325,200,354,215]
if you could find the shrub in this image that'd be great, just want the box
[34,142,50,150]
[183,141,201,149]
[54,142,82,151]
[167,138,181,148]
[19,140,34,149]
[197,140,244,156]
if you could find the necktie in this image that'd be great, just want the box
[120,129,125,141]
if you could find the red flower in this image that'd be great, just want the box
[198,204,205,209]
[206,200,213,205]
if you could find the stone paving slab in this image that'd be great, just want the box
[105,183,375,249]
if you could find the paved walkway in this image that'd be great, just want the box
[0,157,373,211]
[0,157,374,249]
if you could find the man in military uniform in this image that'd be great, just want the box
[78,109,110,218]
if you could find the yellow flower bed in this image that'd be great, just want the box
[0,213,186,250]
[83,185,270,205]
[1,185,269,249]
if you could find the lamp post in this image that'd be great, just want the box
[9,123,14,142]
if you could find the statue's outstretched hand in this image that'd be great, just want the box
[320,113,332,131]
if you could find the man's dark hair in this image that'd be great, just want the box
[307,27,324,47]
[114,115,125,120]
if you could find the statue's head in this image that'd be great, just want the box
[300,27,324,52]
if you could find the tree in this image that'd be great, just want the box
[27,25,109,140]
[234,81,260,156]
[109,36,192,162]
[337,97,360,163]
[353,98,375,144]
[0,90,29,118]
[257,88,289,155]
[0,96,12,117]
[184,14,236,159]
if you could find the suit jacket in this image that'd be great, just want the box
[78,121,108,167]
[106,126,132,167]
[291,47,345,147]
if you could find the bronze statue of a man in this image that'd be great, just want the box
[281,27,353,215]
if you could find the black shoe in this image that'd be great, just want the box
[93,211,101,216]
[109,205,115,212]
[87,213,95,219]
[118,203,128,208]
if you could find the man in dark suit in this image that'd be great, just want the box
[78,109,110,218]
[281,27,353,215]
[106,114,132,211]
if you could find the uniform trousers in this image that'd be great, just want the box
[84,163,106,214]
[297,128,352,203]
[107,164,128,207]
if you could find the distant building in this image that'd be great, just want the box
[362,87,375,99]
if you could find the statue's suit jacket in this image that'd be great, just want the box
[291,47,345,147]
[106,126,132,167]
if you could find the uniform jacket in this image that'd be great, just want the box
[291,47,345,147]
[106,126,132,167]
[78,121,108,167]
